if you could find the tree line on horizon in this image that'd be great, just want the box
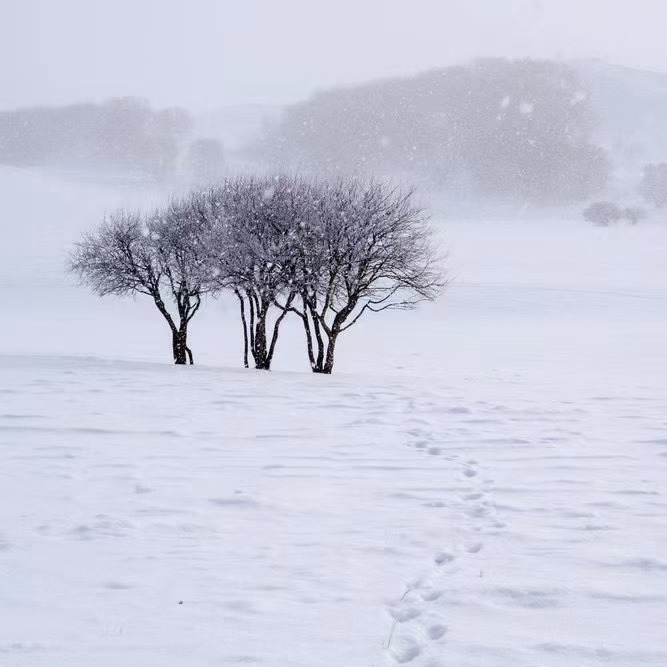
[582,162,667,225]
[2,58,610,203]
[255,58,610,205]
[0,97,224,182]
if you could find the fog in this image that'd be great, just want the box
[3,1,667,205]
[3,0,667,111]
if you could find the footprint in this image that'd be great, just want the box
[427,447,441,456]
[427,624,448,640]
[466,542,484,554]
[388,638,421,664]
[420,589,443,602]
[467,504,492,518]
[445,406,470,415]
[392,607,422,623]
[463,467,477,478]
[434,551,456,565]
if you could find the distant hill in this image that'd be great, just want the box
[4,60,667,198]
[0,97,192,180]
[255,58,610,204]
[246,58,667,204]
[574,59,667,166]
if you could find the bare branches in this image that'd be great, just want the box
[68,200,215,365]
[292,177,445,373]
[68,210,159,298]
[204,174,317,370]
[69,174,445,373]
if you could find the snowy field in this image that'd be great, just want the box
[1,165,667,666]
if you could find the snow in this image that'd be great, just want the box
[1,165,667,666]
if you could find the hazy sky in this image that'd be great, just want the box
[2,0,667,112]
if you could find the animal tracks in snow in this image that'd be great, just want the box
[383,388,667,665]
[2,357,666,667]
[385,401,510,664]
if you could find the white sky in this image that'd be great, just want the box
[2,0,666,112]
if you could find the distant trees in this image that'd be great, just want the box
[0,97,192,179]
[258,58,609,205]
[639,163,667,208]
[582,201,647,226]
[583,201,622,226]
[623,206,647,225]
[70,175,444,373]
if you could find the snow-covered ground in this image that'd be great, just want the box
[1,165,667,666]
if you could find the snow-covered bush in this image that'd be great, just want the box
[582,201,623,226]
[622,206,647,225]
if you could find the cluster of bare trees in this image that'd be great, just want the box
[582,201,646,226]
[69,175,443,374]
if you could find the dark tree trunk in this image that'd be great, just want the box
[252,312,270,370]
[314,320,325,370]
[300,312,316,370]
[237,292,249,369]
[172,329,189,365]
[307,304,326,372]
[312,333,338,374]
[322,334,338,374]
[266,295,294,368]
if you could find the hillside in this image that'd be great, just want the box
[576,60,667,165]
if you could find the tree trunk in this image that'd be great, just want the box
[237,292,249,369]
[172,330,187,365]
[172,326,192,365]
[310,330,338,375]
[314,320,325,370]
[252,312,270,370]
[318,333,338,374]
[266,297,293,368]
[300,312,316,370]
[307,305,326,372]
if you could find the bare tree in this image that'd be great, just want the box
[206,175,308,370]
[622,206,647,225]
[582,201,622,226]
[285,179,444,374]
[68,203,213,365]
